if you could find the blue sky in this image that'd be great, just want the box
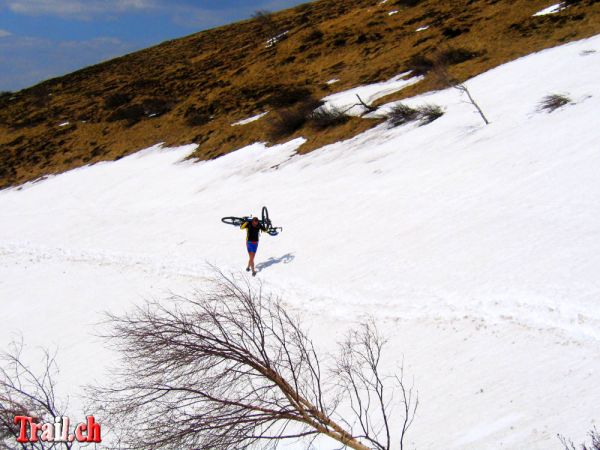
[0,0,312,92]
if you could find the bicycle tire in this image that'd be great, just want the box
[261,206,271,227]
[266,227,282,236]
[222,216,245,226]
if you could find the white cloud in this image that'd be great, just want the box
[0,29,12,37]
[3,0,158,19]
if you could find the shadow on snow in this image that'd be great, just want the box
[256,253,295,272]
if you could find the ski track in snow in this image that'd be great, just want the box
[2,34,600,449]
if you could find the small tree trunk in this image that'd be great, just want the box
[355,94,377,113]
[457,83,490,125]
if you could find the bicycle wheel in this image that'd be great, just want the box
[266,228,281,236]
[222,216,245,226]
[261,206,271,227]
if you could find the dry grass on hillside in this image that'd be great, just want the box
[1,0,599,188]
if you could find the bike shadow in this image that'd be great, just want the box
[256,253,295,272]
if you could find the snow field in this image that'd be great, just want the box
[1,35,600,449]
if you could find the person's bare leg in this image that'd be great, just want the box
[249,252,256,273]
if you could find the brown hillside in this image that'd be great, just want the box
[1,0,599,189]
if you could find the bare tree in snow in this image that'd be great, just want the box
[0,340,72,450]
[433,62,490,125]
[335,322,418,450]
[93,271,418,450]
[559,427,600,450]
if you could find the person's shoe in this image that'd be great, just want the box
[246,267,251,272]
[252,270,257,277]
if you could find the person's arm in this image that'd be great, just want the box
[240,221,248,230]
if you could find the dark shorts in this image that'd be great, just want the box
[247,241,258,253]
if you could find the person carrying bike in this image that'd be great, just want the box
[241,217,267,276]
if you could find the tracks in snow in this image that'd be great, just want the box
[1,240,599,345]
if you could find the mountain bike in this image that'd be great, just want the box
[221,206,282,236]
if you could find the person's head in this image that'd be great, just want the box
[251,217,259,227]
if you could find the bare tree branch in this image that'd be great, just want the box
[355,95,378,114]
[92,271,417,450]
[433,63,490,125]
[334,322,418,450]
[559,427,600,450]
[0,339,72,450]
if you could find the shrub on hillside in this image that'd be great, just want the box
[387,103,444,127]
[443,27,469,39]
[302,28,324,44]
[296,12,310,25]
[270,108,308,139]
[105,93,132,109]
[281,55,296,65]
[388,103,419,126]
[107,104,146,126]
[0,91,13,110]
[13,113,48,129]
[132,78,160,90]
[417,104,444,124]
[107,97,172,126]
[184,106,212,127]
[395,0,424,6]
[437,47,482,66]
[308,106,350,130]
[266,86,313,108]
[269,97,322,139]
[253,9,288,47]
[141,97,172,117]
[407,54,435,75]
[27,84,51,100]
[333,37,347,47]
[538,93,571,112]
[252,9,279,38]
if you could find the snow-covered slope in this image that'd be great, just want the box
[2,35,600,449]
